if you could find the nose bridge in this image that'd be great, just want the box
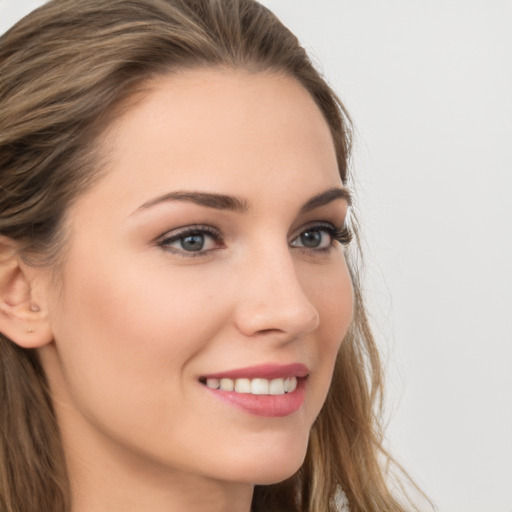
[235,240,320,339]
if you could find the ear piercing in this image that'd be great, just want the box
[27,305,40,332]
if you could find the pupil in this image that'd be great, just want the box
[181,234,204,251]
[301,230,321,248]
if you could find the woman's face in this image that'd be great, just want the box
[38,70,353,488]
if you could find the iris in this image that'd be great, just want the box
[180,234,204,251]
[300,230,322,248]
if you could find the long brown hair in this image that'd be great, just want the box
[0,1,423,511]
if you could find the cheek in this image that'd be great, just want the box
[300,256,354,408]
[306,256,354,347]
[47,250,238,403]
[44,253,237,453]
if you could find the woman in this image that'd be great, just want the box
[0,1,422,511]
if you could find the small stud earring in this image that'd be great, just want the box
[27,327,34,333]
[29,304,40,312]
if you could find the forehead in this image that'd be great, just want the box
[79,69,341,215]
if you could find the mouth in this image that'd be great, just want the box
[198,363,308,417]
[199,375,300,396]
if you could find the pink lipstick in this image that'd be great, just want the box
[199,363,308,417]
[202,363,308,381]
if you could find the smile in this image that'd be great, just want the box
[203,376,298,395]
[198,364,308,417]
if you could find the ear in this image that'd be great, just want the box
[0,236,53,348]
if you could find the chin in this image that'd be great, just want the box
[250,460,304,486]
[220,436,309,486]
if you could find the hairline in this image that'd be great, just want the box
[29,64,343,276]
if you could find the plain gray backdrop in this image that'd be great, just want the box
[2,1,512,511]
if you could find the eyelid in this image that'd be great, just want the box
[156,224,220,240]
[290,220,342,241]
[156,224,223,256]
[289,220,353,250]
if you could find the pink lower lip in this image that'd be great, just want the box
[202,378,307,418]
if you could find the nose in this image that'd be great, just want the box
[233,245,320,341]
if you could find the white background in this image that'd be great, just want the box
[1,1,511,511]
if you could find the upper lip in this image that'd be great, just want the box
[201,363,309,380]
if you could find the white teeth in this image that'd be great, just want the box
[269,378,285,395]
[206,378,220,389]
[220,378,234,391]
[234,378,251,393]
[287,376,298,393]
[205,376,299,395]
[251,378,269,395]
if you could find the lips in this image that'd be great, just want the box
[201,363,309,381]
[199,363,308,417]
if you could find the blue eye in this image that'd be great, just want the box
[293,229,331,249]
[157,226,222,255]
[179,234,206,252]
[290,223,352,251]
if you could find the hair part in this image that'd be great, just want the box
[0,1,425,511]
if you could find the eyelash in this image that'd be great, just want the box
[157,225,222,257]
[296,222,353,252]
[156,222,352,258]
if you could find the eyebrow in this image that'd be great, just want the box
[136,191,249,213]
[299,187,352,213]
[135,186,351,214]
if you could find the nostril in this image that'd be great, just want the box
[255,328,282,335]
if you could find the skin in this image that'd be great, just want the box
[33,69,354,512]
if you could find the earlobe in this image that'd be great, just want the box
[0,237,53,348]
